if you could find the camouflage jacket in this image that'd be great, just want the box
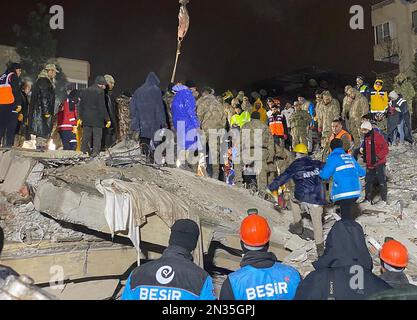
[241,119,275,162]
[317,99,340,132]
[196,94,227,134]
[290,109,311,130]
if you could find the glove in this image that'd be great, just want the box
[18,114,24,122]
[77,119,82,126]
[283,134,288,140]
[72,126,77,134]
[16,106,22,113]
[106,121,111,129]
[44,113,51,119]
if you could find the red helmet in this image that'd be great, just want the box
[380,240,409,268]
[240,214,271,247]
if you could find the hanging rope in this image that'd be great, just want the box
[171,0,190,84]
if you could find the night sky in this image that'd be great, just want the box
[1,0,374,94]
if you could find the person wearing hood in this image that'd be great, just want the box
[252,99,267,124]
[320,139,365,220]
[355,75,371,101]
[121,219,216,301]
[102,74,118,149]
[130,72,167,152]
[295,220,391,300]
[220,212,301,300]
[15,80,32,146]
[171,83,201,166]
[57,89,80,150]
[317,91,341,149]
[267,144,327,256]
[388,91,413,145]
[346,87,369,148]
[394,73,416,118]
[29,64,58,151]
[0,62,23,147]
[360,121,389,205]
[370,80,389,114]
[196,87,227,180]
[290,102,311,151]
[78,76,111,157]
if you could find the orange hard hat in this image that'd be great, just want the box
[380,240,409,268]
[240,214,271,247]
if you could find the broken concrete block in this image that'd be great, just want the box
[0,150,13,182]
[284,235,309,252]
[0,156,35,195]
[284,249,308,263]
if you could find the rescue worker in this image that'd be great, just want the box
[252,98,267,123]
[242,96,252,113]
[220,212,301,300]
[267,144,327,256]
[0,63,22,147]
[29,64,58,151]
[230,104,251,129]
[15,81,32,146]
[290,102,311,150]
[222,90,235,126]
[57,89,79,151]
[163,84,175,130]
[197,87,227,180]
[355,75,371,100]
[267,103,288,146]
[320,139,365,220]
[370,80,389,114]
[379,239,412,289]
[346,87,369,148]
[116,91,132,142]
[388,91,413,145]
[394,73,416,117]
[295,220,391,300]
[102,74,117,149]
[235,112,275,190]
[317,91,341,148]
[298,94,316,153]
[282,102,295,150]
[360,121,389,205]
[387,91,401,145]
[121,219,216,300]
[342,85,353,126]
[79,76,111,157]
[328,119,353,154]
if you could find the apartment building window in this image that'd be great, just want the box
[413,10,417,31]
[375,22,391,44]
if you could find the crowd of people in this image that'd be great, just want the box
[1,63,417,300]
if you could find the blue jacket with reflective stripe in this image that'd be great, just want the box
[228,263,301,301]
[320,148,366,202]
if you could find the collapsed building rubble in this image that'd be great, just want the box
[1,141,417,299]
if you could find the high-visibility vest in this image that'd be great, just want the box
[268,114,285,137]
[330,129,353,153]
[370,90,388,113]
[0,73,15,105]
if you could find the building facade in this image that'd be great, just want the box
[0,45,90,88]
[372,0,417,76]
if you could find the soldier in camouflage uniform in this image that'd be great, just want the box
[342,85,353,128]
[347,87,369,148]
[197,87,227,180]
[222,91,235,127]
[290,102,311,150]
[242,96,252,113]
[394,73,416,117]
[163,90,175,130]
[234,112,275,191]
[116,92,132,142]
[317,91,341,148]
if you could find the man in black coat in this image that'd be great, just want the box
[29,64,58,150]
[0,62,23,147]
[79,76,111,157]
[295,220,391,300]
[130,72,167,148]
[102,74,118,149]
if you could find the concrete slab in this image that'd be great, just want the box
[44,279,120,300]
[0,150,13,182]
[0,155,35,195]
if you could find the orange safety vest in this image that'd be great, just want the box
[0,73,15,105]
[268,114,285,137]
[330,129,353,153]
